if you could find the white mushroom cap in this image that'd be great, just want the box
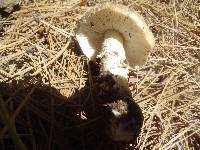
[76,3,155,67]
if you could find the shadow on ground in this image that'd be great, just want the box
[0,73,141,150]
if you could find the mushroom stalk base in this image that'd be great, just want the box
[93,30,144,142]
[96,30,142,141]
[97,30,128,79]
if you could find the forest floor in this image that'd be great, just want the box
[0,0,199,149]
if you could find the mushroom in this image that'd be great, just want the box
[76,3,155,79]
[76,3,155,142]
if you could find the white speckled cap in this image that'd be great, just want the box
[76,3,155,67]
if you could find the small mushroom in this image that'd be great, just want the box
[76,3,155,79]
[76,3,155,142]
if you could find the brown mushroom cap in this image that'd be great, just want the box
[76,3,155,67]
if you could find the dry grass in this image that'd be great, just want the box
[0,0,200,149]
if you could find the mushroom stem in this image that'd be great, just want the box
[97,30,129,79]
